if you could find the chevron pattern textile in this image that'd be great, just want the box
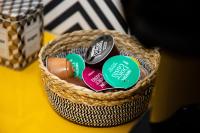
[43,0,129,34]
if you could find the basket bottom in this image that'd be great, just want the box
[45,86,152,127]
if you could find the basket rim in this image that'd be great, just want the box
[39,30,160,100]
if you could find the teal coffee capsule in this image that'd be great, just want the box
[66,54,85,79]
[102,55,140,89]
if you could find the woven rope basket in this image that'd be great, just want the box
[39,30,160,127]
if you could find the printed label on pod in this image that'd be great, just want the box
[23,17,41,58]
[90,40,107,57]
[82,67,111,92]
[102,55,140,89]
[0,28,9,59]
[66,54,85,79]
[85,35,114,64]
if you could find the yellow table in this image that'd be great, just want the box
[0,32,138,133]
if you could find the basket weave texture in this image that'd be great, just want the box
[39,30,160,127]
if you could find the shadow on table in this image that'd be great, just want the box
[130,104,200,133]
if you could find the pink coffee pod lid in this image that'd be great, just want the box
[82,67,111,92]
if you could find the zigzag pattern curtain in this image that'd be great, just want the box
[43,0,129,34]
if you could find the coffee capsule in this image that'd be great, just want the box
[102,55,140,89]
[47,57,74,80]
[66,54,85,79]
[85,35,119,67]
[82,67,111,92]
[65,77,88,88]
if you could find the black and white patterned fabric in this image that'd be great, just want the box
[43,0,129,34]
[0,0,42,20]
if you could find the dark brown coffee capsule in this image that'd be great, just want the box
[85,35,119,67]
